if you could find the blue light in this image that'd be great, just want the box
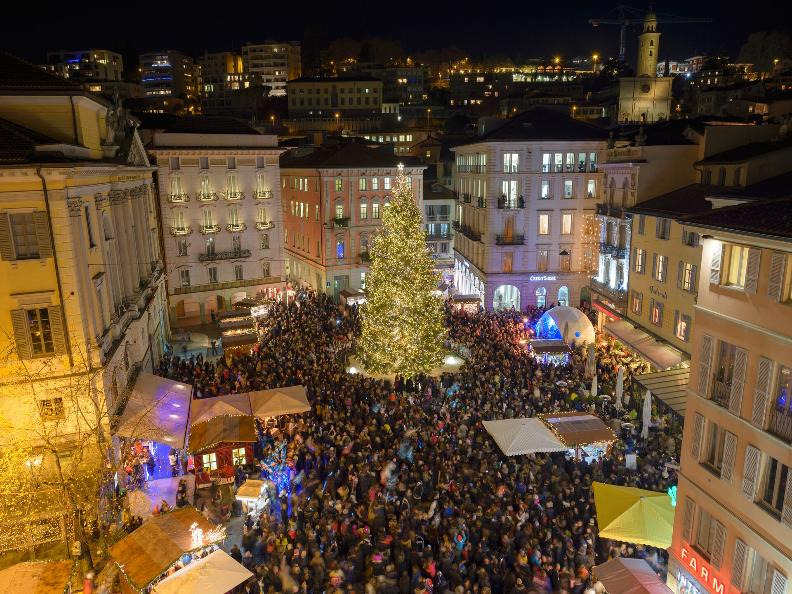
[534,312,562,340]
[667,485,677,507]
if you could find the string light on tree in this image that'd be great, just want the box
[358,165,447,378]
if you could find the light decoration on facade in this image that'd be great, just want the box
[582,214,601,273]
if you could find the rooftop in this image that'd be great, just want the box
[158,115,261,135]
[454,108,608,146]
[611,119,695,147]
[0,52,84,93]
[695,136,792,164]
[280,140,422,169]
[683,197,792,242]
[288,75,382,84]
[0,117,61,164]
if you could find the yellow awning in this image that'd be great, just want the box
[593,482,675,549]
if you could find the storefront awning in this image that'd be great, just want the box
[603,320,687,371]
[483,418,568,456]
[633,368,690,417]
[188,414,257,454]
[190,393,253,426]
[115,373,192,449]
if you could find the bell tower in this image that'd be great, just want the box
[636,12,661,77]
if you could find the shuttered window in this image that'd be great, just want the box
[698,334,714,397]
[728,347,748,416]
[720,431,737,482]
[710,244,723,285]
[744,248,762,294]
[767,252,788,302]
[10,306,65,359]
[0,211,52,260]
[681,497,696,541]
[691,412,705,460]
[742,444,761,500]
[770,570,787,594]
[752,357,773,428]
[732,538,749,590]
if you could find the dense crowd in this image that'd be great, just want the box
[155,293,681,594]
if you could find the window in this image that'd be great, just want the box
[227,156,236,169]
[675,312,691,341]
[502,252,513,273]
[335,178,342,192]
[232,447,246,466]
[650,299,664,326]
[234,264,243,281]
[27,308,54,355]
[39,397,64,419]
[776,365,791,416]
[746,551,774,594]
[759,457,789,517]
[372,202,380,219]
[682,229,700,247]
[589,152,597,171]
[679,262,697,292]
[202,452,217,471]
[537,249,549,272]
[360,271,367,290]
[630,290,643,315]
[561,213,573,235]
[9,213,40,259]
[725,244,749,288]
[359,177,367,191]
[199,174,212,195]
[169,157,180,170]
[536,287,546,307]
[208,267,218,283]
[540,180,550,199]
[653,254,668,282]
[336,240,345,259]
[503,152,518,173]
[538,214,550,235]
[638,215,646,235]
[704,421,729,474]
[177,239,188,256]
[565,152,574,172]
[587,179,596,199]
[563,180,573,198]
[712,340,741,407]
[200,157,209,169]
[577,153,586,172]
[634,248,646,273]
[206,237,216,257]
[335,203,344,218]
[359,201,368,220]
[694,508,724,562]
[256,156,265,169]
[179,268,190,287]
[384,177,391,190]
[262,261,270,277]
[655,217,671,239]
[542,153,551,173]
[554,153,563,172]
[558,286,569,306]
[371,177,379,190]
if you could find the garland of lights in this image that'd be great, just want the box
[581,214,601,274]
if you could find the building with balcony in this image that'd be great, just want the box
[669,197,792,594]
[138,50,200,113]
[147,116,284,325]
[423,181,455,282]
[0,54,167,519]
[45,49,123,82]
[450,108,607,310]
[280,140,424,299]
[198,52,263,115]
[242,41,301,97]
[287,76,383,118]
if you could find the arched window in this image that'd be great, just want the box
[649,40,654,46]
[535,287,547,308]
[558,286,569,306]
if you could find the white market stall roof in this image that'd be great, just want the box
[153,549,253,594]
[249,385,311,417]
[535,306,595,345]
[594,557,673,594]
[115,373,192,449]
[604,320,687,371]
[190,393,253,426]
[236,479,266,501]
[483,418,567,456]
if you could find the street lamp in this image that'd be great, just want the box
[334,112,340,131]
[270,115,275,132]
[426,107,432,129]
[592,53,599,73]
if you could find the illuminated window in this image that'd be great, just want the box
[384,177,391,190]
[725,244,749,288]
[503,153,518,173]
[336,240,345,259]
[587,179,596,198]
[537,249,549,272]
[335,178,342,192]
[634,248,646,273]
[232,448,246,465]
[630,290,643,315]
[561,213,573,235]
[335,203,344,218]
[359,200,368,220]
[563,180,573,198]
[538,214,550,235]
[542,153,551,173]
[202,452,217,471]
[680,262,697,292]
[653,254,668,282]
[535,286,546,307]
[359,178,367,191]
[371,177,379,190]
[372,202,381,219]
[540,180,550,199]
[650,299,663,326]
[675,312,691,341]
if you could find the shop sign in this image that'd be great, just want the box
[679,546,726,594]
[649,285,668,299]
[529,275,557,282]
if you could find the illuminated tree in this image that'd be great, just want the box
[358,166,447,377]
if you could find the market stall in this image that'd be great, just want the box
[235,479,270,515]
[540,412,618,461]
[115,374,192,449]
[219,329,258,355]
[109,507,226,594]
[528,339,572,365]
[449,294,482,313]
[592,482,675,549]
[249,385,311,419]
[339,288,367,306]
[593,557,673,594]
[483,418,567,456]
[0,560,74,594]
[152,549,252,594]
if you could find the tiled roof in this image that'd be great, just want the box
[280,140,422,169]
[159,116,262,135]
[696,137,792,164]
[454,108,608,146]
[627,184,724,217]
[0,52,83,92]
[0,117,61,164]
[714,171,792,200]
[683,197,792,242]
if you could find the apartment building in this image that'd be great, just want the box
[147,117,285,325]
[242,41,301,97]
[45,49,123,81]
[423,181,456,279]
[669,197,792,594]
[138,50,200,113]
[287,76,383,118]
[451,108,607,310]
[280,140,425,299]
[0,55,167,496]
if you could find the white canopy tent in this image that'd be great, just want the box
[115,373,192,449]
[152,550,252,594]
[190,393,253,426]
[249,385,311,418]
[483,418,567,456]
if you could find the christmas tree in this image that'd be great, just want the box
[358,165,447,377]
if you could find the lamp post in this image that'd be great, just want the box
[592,53,599,74]
[335,112,340,131]
[426,107,432,130]
[270,115,275,133]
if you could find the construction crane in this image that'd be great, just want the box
[589,5,711,62]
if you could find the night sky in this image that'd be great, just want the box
[2,0,789,65]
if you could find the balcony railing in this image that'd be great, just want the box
[167,193,190,203]
[255,221,275,230]
[768,406,792,443]
[456,224,482,242]
[224,191,245,201]
[498,195,525,209]
[199,224,221,234]
[496,234,525,245]
[477,197,487,208]
[197,192,219,202]
[226,222,247,232]
[333,217,350,228]
[198,249,251,262]
[590,278,627,305]
[596,203,625,218]
[426,232,452,240]
[359,251,372,263]
[711,379,732,409]
[169,226,192,236]
[254,190,273,200]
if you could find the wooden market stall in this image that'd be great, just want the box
[0,560,74,594]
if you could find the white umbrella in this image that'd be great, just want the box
[614,366,624,411]
[590,374,598,399]
[641,390,652,439]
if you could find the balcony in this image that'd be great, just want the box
[333,217,350,228]
[197,192,219,202]
[254,190,273,200]
[198,249,251,262]
[498,195,525,209]
[596,203,624,219]
[255,220,275,230]
[456,223,482,242]
[590,278,627,305]
[462,193,472,204]
[359,251,372,263]
[426,232,452,241]
[170,226,192,236]
[711,379,732,409]
[199,224,221,234]
[768,406,792,443]
[166,193,190,203]
[496,234,525,245]
[226,222,247,232]
[224,191,245,201]
[476,197,487,208]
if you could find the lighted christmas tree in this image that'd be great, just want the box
[358,165,447,377]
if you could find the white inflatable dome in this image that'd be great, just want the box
[534,306,595,345]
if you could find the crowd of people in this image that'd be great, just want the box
[152,292,681,594]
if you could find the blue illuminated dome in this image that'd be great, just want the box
[534,306,595,345]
